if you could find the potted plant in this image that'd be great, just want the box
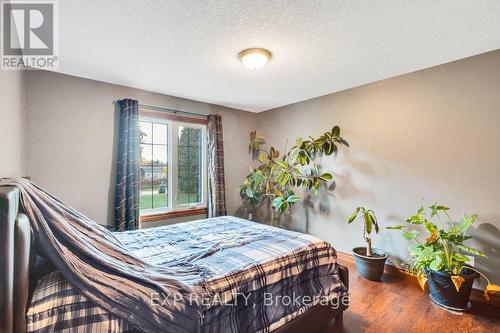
[348,207,388,281]
[388,203,499,311]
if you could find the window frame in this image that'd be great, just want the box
[139,111,208,221]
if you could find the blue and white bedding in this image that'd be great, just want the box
[27,216,347,333]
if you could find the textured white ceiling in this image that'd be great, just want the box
[54,1,500,112]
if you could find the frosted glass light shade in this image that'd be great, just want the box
[239,48,272,70]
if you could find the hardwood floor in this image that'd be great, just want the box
[324,260,500,333]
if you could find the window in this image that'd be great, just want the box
[139,113,207,219]
[177,126,203,205]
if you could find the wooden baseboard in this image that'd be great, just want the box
[470,288,500,307]
[336,250,500,308]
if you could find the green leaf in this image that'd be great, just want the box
[387,225,405,230]
[276,160,287,169]
[313,177,320,190]
[403,230,420,240]
[453,253,470,263]
[417,246,434,261]
[272,197,285,211]
[455,214,477,232]
[331,125,340,137]
[286,194,300,203]
[279,173,290,187]
[319,172,333,181]
[245,188,254,198]
[406,212,425,225]
[429,203,450,217]
[457,245,486,257]
[314,136,327,146]
[429,256,444,271]
[364,211,379,234]
[409,244,422,256]
[348,208,360,223]
[322,142,333,155]
[424,220,437,233]
[364,211,373,234]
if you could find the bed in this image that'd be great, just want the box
[0,186,349,333]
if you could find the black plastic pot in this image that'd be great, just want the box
[424,267,479,311]
[352,247,388,281]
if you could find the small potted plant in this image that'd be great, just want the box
[348,207,388,281]
[388,203,499,311]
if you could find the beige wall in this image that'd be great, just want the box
[0,70,25,177]
[25,71,258,226]
[257,50,500,286]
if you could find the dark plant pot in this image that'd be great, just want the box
[352,247,388,281]
[424,267,479,311]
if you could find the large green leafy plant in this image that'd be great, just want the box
[388,204,500,299]
[240,127,348,225]
[388,204,485,275]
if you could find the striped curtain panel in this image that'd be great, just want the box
[114,99,140,231]
[207,114,227,217]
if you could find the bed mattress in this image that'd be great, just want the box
[26,216,347,333]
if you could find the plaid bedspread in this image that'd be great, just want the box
[27,216,347,333]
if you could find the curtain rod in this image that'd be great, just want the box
[113,100,208,119]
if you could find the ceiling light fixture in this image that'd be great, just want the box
[238,48,272,70]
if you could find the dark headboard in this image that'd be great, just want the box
[0,186,32,333]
